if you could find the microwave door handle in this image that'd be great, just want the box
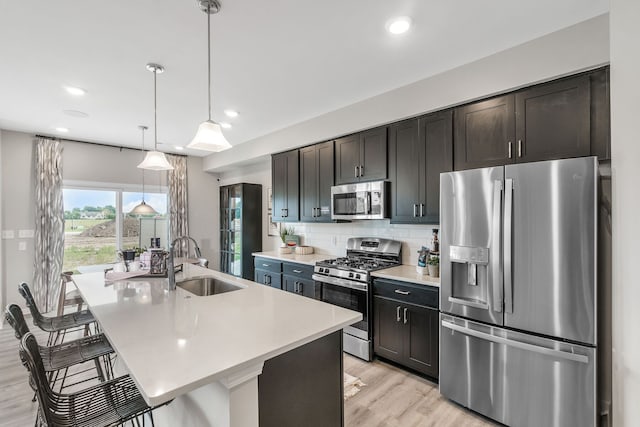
[365,192,371,215]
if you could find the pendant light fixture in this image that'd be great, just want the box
[130,125,158,215]
[138,63,174,171]
[187,0,232,152]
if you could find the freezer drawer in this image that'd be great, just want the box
[440,314,596,427]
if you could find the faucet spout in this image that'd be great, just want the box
[167,236,207,291]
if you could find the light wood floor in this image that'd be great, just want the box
[1,321,494,427]
[344,355,497,427]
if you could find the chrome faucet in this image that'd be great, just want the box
[167,236,208,291]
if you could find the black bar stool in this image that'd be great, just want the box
[19,282,96,345]
[19,332,159,427]
[5,304,115,392]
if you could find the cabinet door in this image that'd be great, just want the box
[403,303,439,378]
[515,74,590,163]
[454,95,515,170]
[335,134,361,185]
[316,141,334,222]
[297,277,321,300]
[255,268,282,289]
[360,126,388,182]
[272,150,299,222]
[589,67,610,160]
[389,118,423,223]
[373,296,404,364]
[271,153,288,222]
[422,110,453,223]
[299,145,318,222]
[283,275,297,294]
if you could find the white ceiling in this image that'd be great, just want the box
[0,1,608,157]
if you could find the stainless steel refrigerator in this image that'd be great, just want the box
[439,157,597,427]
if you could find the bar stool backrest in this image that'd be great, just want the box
[5,304,30,339]
[18,282,46,325]
[19,332,58,426]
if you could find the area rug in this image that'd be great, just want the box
[344,373,366,401]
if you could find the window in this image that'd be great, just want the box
[62,186,168,273]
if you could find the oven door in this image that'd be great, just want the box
[314,275,369,339]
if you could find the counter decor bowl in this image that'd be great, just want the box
[295,245,314,255]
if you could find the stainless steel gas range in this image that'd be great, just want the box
[312,237,402,361]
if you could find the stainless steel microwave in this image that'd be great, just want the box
[331,181,389,220]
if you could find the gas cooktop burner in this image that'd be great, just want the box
[318,257,397,272]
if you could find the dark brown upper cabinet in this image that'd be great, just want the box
[454,95,515,170]
[390,111,453,224]
[271,150,299,222]
[335,126,388,185]
[300,141,334,222]
[514,74,590,163]
[454,72,600,170]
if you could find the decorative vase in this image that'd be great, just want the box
[278,243,292,254]
[427,264,439,277]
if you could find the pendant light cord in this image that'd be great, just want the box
[140,127,146,201]
[207,4,212,121]
[154,69,158,150]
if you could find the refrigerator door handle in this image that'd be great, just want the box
[504,178,514,313]
[491,180,503,312]
[448,297,489,310]
[441,319,589,364]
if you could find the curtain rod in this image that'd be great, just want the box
[34,134,187,157]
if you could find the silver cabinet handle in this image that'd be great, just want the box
[504,178,514,313]
[413,204,418,217]
[518,140,523,158]
[395,289,410,295]
[403,307,408,324]
[298,282,303,294]
[491,180,503,312]
[354,165,359,178]
[262,263,270,267]
[360,165,364,177]
[508,141,513,159]
[293,269,302,274]
[396,306,401,322]
[419,203,424,217]
[441,320,589,364]
[283,208,288,217]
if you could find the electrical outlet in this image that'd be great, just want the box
[18,229,35,238]
[2,230,15,239]
[18,241,27,251]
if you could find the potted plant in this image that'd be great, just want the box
[427,256,439,277]
[279,225,296,253]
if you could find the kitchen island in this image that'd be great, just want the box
[73,263,361,427]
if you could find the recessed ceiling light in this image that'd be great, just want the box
[65,86,87,96]
[220,122,232,129]
[387,17,412,35]
[55,127,69,133]
[174,146,184,151]
[63,110,89,118]
[224,109,239,118]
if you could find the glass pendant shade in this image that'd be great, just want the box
[130,200,158,216]
[137,150,174,171]
[187,120,232,152]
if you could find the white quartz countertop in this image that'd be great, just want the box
[252,251,334,266]
[73,264,361,406]
[372,265,441,287]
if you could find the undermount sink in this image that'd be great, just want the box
[176,276,243,296]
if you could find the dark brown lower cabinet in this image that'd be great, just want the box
[373,279,439,379]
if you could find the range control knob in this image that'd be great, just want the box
[355,274,361,280]
[348,272,354,278]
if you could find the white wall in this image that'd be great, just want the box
[610,1,640,425]
[204,14,609,173]
[0,130,217,310]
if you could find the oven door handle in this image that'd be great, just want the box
[312,274,368,292]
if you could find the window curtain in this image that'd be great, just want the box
[33,138,65,312]
[167,155,189,257]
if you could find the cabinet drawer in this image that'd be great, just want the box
[373,278,438,308]
[283,262,314,278]
[254,257,282,273]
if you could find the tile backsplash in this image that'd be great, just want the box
[273,220,439,266]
